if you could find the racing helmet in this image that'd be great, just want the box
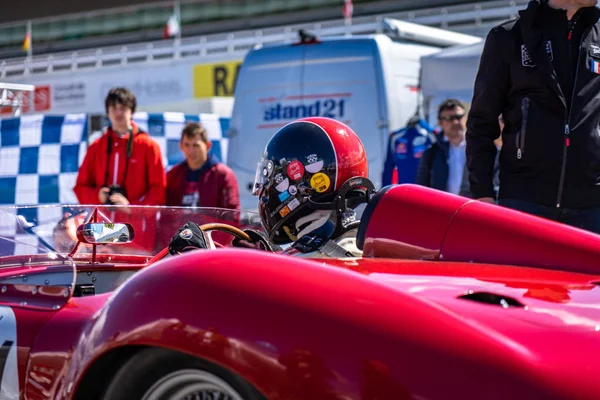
[253,117,373,244]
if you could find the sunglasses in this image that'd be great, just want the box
[439,114,465,122]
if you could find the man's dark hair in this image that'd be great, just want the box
[438,98,465,119]
[105,87,137,114]
[181,121,209,143]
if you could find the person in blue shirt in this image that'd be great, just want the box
[416,98,471,197]
[382,116,435,186]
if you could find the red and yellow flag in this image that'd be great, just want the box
[23,22,31,52]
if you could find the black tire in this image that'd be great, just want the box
[101,347,265,400]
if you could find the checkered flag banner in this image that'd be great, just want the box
[132,111,230,170]
[0,112,230,207]
[0,114,88,207]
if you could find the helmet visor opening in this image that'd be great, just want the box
[252,159,274,196]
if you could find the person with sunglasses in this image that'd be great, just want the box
[466,0,600,234]
[415,99,473,197]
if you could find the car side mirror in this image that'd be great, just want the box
[76,223,135,244]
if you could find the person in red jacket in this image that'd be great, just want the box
[73,87,167,206]
[73,87,166,254]
[166,121,239,210]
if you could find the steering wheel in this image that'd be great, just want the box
[148,223,253,265]
[198,223,252,242]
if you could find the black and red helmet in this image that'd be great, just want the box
[253,117,371,244]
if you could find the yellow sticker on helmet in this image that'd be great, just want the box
[310,172,331,193]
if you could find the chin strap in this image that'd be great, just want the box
[295,210,334,239]
[290,212,336,253]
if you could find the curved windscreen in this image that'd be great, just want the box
[0,204,262,258]
[0,207,75,310]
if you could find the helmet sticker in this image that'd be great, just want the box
[310,172,331,193]
[279,206,291,217]
[288,185,297,196]
[274,174,290,192]
[287,160,305,180]
[269,191,297,218]
[305,154,324,173]
[288,197,300,211]
[278,191,291,202]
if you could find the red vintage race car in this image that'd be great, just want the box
[0,184,599,400]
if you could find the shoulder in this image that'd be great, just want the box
[480,18,520,54]
[135,132,162,151]
[494,18,519,33]
[487,18,520,42]
[389,128,407,141]
[424,141,442,154]
[86,132,108,153]
[213,162,236,177]
[135,131,155,145]
[167,162,186,177]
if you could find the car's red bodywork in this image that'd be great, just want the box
[2,184,600,400]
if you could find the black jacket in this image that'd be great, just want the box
[466,1,600,208]
[416,137,472,198]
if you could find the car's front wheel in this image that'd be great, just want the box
[102,348,265,400]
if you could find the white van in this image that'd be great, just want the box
[227,19,481,211]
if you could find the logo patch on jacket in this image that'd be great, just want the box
[591,59,600,74]
[589,44,600,74]
[395,140,408,158]
[521,41,553,68]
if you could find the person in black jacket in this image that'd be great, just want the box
[416,99,472,197]
[466,0,600,234]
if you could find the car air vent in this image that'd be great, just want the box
[458,292,524,308]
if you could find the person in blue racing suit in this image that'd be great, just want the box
[168,117,375,259]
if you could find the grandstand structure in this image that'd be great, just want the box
[1,0,527,79]
[1,1,524,57]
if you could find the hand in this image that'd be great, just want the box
[109,192,130,206]
[477,197,496,205]
[98,187,110,204]
[232,229,280,252]
[168,221,208,255]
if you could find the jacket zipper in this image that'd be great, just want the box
[516,97,530,159]
[112,152,120,186]
[556,24,592,208]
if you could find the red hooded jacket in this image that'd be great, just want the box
[74,122,167,205]
[165,155,240,247]
[166,155,240,210]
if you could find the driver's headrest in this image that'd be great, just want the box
[356,184,470,251]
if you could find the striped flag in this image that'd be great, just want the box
[343,0,353,21]
[591,59,600,74]
[23,21,31,54]
[164,12,180,39]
